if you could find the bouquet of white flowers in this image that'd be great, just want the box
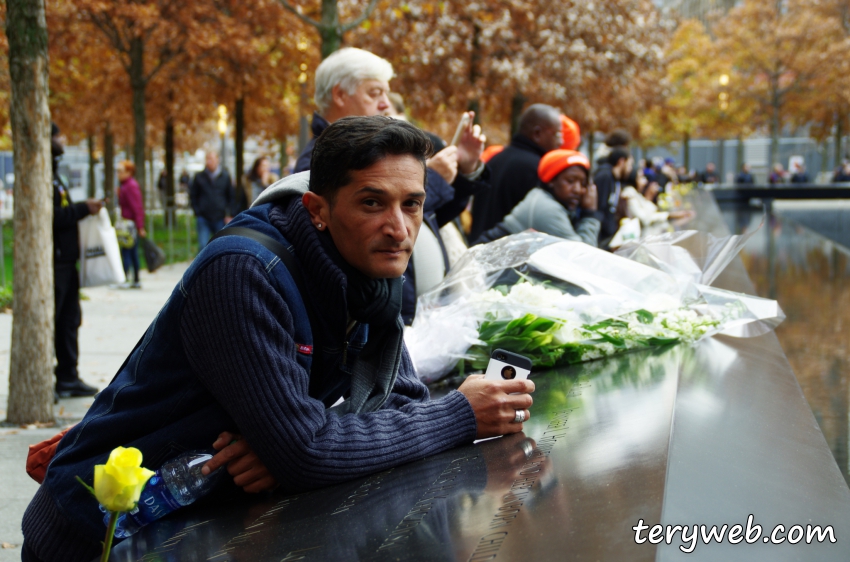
[405,230,783,383]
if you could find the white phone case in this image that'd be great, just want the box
[484,358,530,382]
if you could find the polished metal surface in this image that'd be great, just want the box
[111,192,850,561]
[721,199,850,487]
[709,183,850,203]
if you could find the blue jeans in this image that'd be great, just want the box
[121,237,140,283]
[196,216,225,250]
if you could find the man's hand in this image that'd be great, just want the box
[456,111,486,175]
[581,183,598,211]
[139,228,147,238]
[85,199,104,215]
[202,431,278,493]
[427,146,458,184]
[458,375,535,439]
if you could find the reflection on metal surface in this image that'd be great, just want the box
[113,346,684,561]
[721,202,850,488]
[111,192,850,561]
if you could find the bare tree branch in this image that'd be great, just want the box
[341,0,380,32]
[278,0,321,28]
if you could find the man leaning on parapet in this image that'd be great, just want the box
[21,116,535,562]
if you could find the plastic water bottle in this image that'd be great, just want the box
[103,450,225,538]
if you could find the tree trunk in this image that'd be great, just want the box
[103,123,115,219]
[683,132,690,171]
[468,22,481,123]
[466,99,480,122]
[718,138,725,184]
[165,117,175,227]
[5,0,55,423]
[319,0,342,58]
[279,137,288,177]
[736,135,744,175]
[87,134,96,198]
[129,36,147,194]
[588,131,595,173]
[770,99,781,166]
[509,90,526,138]
[298,81,309,154]
[836,114,843,169]
[235,97,245,190]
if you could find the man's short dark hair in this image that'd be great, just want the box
[604,129,630,148]
[609,147,631,167]
[310,116,433,202]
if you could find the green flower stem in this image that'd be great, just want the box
[101,510,119,562]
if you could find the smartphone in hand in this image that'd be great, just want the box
[449,112,471,147]
[484,349,532,382]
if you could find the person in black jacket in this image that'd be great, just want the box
[190,151,234,250]
[469,104,562,241]
[594,147,633,245]
[699,162,719,184]
[51,124,102,398]
[735,163,755,184]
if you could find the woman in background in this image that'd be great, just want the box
[243,155,278,206]
[117,160,145,289]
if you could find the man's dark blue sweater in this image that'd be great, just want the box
[22,173,478,562]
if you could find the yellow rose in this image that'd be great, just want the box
[93,447,155,513]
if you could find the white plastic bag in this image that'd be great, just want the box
[79,208,125,287]
[406,229,784,383]
[608,217,641,249]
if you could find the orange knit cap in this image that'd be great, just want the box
[538,149,591,184]
[560,115,581,150]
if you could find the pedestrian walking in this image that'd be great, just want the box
[190,151,233,250]
[117,160,145,288]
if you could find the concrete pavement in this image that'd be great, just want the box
[0,262,188,561]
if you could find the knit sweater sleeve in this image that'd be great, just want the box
[180,254,478,493]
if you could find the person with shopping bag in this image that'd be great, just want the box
[51,124,102,398]
[117,160,145,289]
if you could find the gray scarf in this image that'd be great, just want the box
[320,232,405,416]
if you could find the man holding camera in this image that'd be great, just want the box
[23,116,533,562]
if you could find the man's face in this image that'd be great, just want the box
[551,166,588,211]
[305,154,426,279]
[533,118,563,152]
[615,156,633,179]
[206,153,219,172]
[706,163,716,173]
[334,79,391,118]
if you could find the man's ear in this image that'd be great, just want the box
[302,191,331,228]
[330,84,348,110]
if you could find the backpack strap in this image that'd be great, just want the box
[210,227,320,355]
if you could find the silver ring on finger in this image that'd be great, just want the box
[513,409,526,423]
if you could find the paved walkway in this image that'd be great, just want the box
[0,262,188,560]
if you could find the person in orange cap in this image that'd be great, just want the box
[560,115,581,151]
[474,149,601,246]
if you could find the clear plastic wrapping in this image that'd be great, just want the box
[405,230,784,383]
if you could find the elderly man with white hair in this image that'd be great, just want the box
[295,48,490,325]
